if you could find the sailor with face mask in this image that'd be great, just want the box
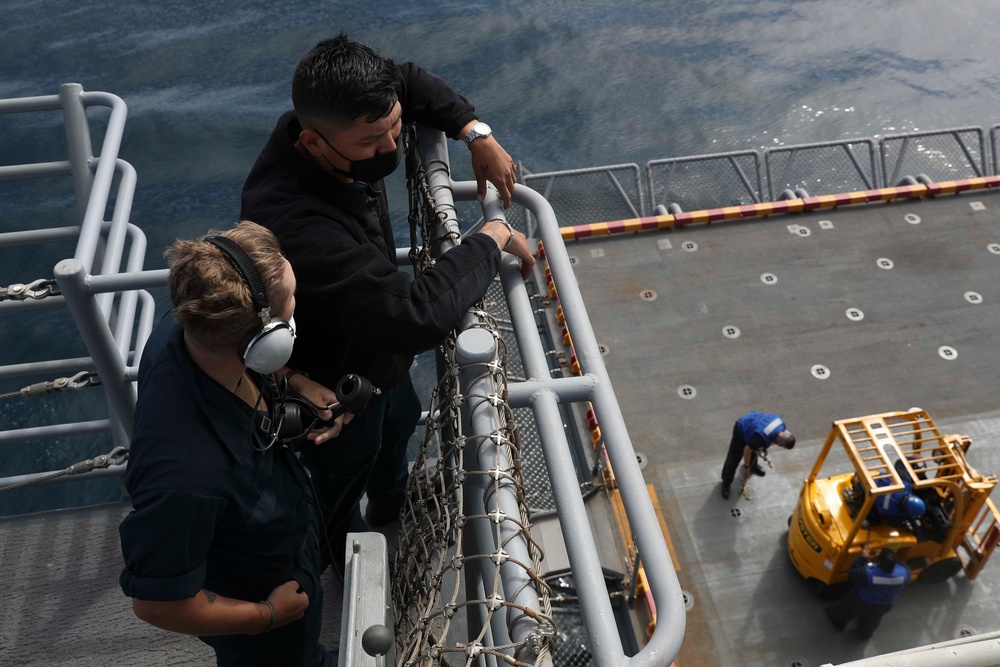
[240,33,537,574]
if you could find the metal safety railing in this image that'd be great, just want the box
[378,133,685,667]
[521,122,1000,224]
[409,133,685,667]
[384,131,682,667]
[766,138,879,200]
[392,129,555,667]
[501,181,685,667]
[880,126,986,185]
[523,164,646,228]
[648,150,763,211]
[991,125,1000,176]
[0,84,164,494]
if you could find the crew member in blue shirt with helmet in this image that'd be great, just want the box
[721,411,795,499]
[825,547,912,638]
[870,474,926,525]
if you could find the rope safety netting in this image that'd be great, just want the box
[392,130,556,667]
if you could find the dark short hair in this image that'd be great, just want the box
[778,431,796,449]
[292,32,400,130]
[877,548,897,573]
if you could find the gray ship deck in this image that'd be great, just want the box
[562,188,1000,666]
[5,188,1000,667]
[0,501,361,666]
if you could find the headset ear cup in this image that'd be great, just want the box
[243,320,295,374]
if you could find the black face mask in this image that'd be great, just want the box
[317,130,401,183]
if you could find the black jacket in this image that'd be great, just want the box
[241,63,501,389]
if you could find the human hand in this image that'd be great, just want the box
[265,580,309,630]
[306,412,351,445]
[470,136,516,209]
[285,372,353,444]
[506,229,536,280]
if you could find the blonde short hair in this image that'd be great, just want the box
[166,221,289,354]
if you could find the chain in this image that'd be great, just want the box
[1,445,128,492]
[739,450,775,502]
[404,125,425,269]
[758,449,773,469]
[403,127,465,278]
[0,278,61,302]
[404,126,435,276]
[0,371,101,400]
[418,168,461,248]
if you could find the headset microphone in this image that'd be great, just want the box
[205,235,295,374]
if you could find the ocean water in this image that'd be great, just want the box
[1,0,998,515]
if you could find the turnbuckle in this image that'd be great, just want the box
[65,446,129,475]
[0,278,61,302]
[20,371,101,397]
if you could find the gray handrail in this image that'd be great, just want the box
[434,173,685,666]
[524,163,645,222]
[415,129,555,667]
[486,181,685,667]
[416,129,682,665]
[73,89,129,274]
[0,85,152,491]
[880,126,986,185]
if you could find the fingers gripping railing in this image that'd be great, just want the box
[496,182,686,667]
[415,130,685,667]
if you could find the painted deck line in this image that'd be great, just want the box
[558,175,1000,241]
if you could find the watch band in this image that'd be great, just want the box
[463,121,492,147]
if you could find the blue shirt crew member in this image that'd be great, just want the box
[720,411,795,499]
[825,548,911,639]
[119,222,345,666]
[871,475,926,524]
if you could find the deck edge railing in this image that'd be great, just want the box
[0,84,159,493]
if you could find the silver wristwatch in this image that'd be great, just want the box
[463,121,492,147]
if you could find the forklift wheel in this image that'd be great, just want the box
[917,557,962,584]
[807,578,826,596]
[811,579,851,600]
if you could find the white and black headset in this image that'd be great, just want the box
[205,235,295,374]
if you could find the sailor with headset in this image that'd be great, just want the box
[119,222,365,667]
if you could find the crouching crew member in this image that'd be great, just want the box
[825,547,911,639]
[720,411,795,499]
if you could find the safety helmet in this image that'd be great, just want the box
[903,494,926,518]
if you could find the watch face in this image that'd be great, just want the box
[465,122,492,145]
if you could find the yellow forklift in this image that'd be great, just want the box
[787,409,1000,594]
